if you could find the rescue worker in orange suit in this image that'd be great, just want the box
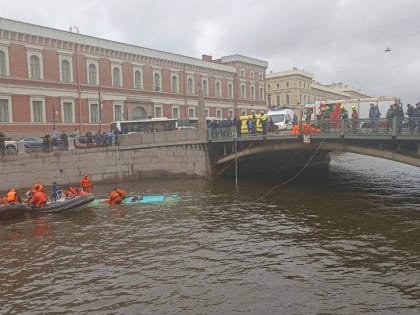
[68,186,79,197]
[5,188,21,204]
[108,188,127,204]
[80,175,93,193]
[29,189,47,208]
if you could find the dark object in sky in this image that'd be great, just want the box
[384,47,391,52]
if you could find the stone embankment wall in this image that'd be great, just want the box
[0,130,211,191]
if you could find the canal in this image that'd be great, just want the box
[1,153,419,314]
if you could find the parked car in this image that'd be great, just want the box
[0,132,18,154]
[18,137,45,148]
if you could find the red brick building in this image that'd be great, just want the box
[0,18,268,139]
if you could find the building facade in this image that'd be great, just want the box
[0,18,267,138]
[266,67,372,112]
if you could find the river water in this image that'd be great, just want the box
[1,153,419,314]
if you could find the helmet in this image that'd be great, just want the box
[340,105,345,109]
[352,105,356,110]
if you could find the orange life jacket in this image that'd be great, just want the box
[116,188,126,199]
[109,191,122,204]
[6,190,18,203]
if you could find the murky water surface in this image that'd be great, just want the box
[1,153,419,314]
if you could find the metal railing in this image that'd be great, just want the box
[208,117,420,141]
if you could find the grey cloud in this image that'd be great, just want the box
[3,0,420,103]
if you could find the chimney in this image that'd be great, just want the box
[202,54,213,62]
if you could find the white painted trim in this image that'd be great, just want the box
[88,100,99,123]
[0,95,13,122]
[154,104,163,118]
[61,98,75,123]
[27,49,44,80]
[187,106,196,118]
[112,102,124,121]
[215,79,222,97]
[30,96,46,123]
[111,63,123,87]
[153,70,162,91]
[86,59,99,85]
[202,78,208,96]
[171,72,179,93]
[0,45,10,76]
[186,75,195,95]
[58,54,73,82]
[133,67,143,89]
[171,105,180,119]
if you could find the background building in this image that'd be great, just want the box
[0,18,267,138]
[266,67,372,112]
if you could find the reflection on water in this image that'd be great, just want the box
[0,153,419,314]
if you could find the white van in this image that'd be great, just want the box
[267,108,295,131]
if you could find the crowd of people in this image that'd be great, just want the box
[0,174,129,208]
[0,175,94,208]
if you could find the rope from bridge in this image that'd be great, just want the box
[255,138,326,201]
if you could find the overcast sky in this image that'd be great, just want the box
[2,0,420,105]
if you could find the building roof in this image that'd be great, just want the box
[0,17,240,73]
[220,54,268,68]
[266,68,314,79]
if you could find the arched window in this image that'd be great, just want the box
[133,106,147,120]
[250,86,255,100]
[112,67,121,87]
[135,70,142,89]
[0,51,6,76]
[241,84,245,99]
[61,60,71,82]
[171,75,178,93]
[187,78,193,94]
[202,80,208,96]
[88,64,97,85]
[30,55,40,79]
[228,83,233,98]
[286,94,290,104]
[216,81,221,97]
[154,73,161,91]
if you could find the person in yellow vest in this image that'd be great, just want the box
[260,112,268,135]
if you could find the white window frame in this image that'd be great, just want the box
[240,69,245,77]
[133,67,143,89]
[228,109,234,118]
[205,108,209,117]
[259,86,264,101]
[59,54,73,82]
[113,102,124,121]
[250,71,254,79]
[240,83,246,99]
[171,73,179,93]
[112,63,122,87]
[154,104,163,118]
[187,75,194,95]
[216,109,222,119]
[88,101,100,123]
[228,82,233,99]
[0,44,10,76]
[27,49,44,80]
[202,78,208,96]
[30,97,46,123]
[259,73,263,80]
[215,80,221,97]
[188,107,196,118]
[86,59,99,85]
[0,95,12,122]
[61,99,75,123]
[172,105,180,119]
[153,70,162,91]
[250,84,255,100]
